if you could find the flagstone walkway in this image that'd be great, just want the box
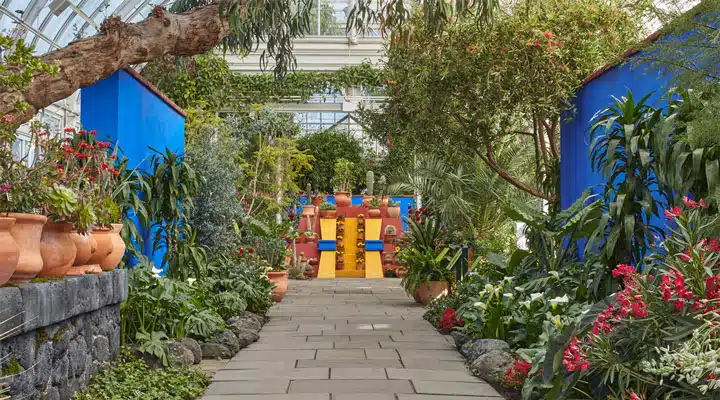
[201,278,503,399]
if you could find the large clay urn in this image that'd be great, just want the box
[334,192,351,207]
[8,213,47,284]
[267,271,289,302]
[71,231,96,266]
[38,221,77,278]
[67,231,97,276]
[87,228,113,265]
[99,224,126,271]
[0,217,20,286]
[412,281,449,306]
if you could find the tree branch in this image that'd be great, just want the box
[476,143,553,201]
[2,5,229,124]
[543,117,560,160]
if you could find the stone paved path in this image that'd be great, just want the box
[202,278,503,399]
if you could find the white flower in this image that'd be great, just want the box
[549,295,569,308]
[151,266,163,278]
[484,284,494,292]
[530,293,544,302]
[474,301,486,309]
[520,300,531,310]
[503,293,514,299]
[514,286,526,293]
[503,276,514,283]
[187,278,196,285]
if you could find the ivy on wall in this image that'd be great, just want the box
[141,54,385,111]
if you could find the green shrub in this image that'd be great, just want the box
[73,349,209,400]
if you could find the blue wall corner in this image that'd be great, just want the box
[81,69,186,270]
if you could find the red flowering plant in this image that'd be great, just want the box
[54,127,121,232]
[437,308,464,333]
[551,199,720,399]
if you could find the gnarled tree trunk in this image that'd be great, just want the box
[1,5,228,124]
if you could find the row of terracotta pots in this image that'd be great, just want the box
[0,213,126,287]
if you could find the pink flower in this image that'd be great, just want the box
[629,392,642,400]
[682,196,698,208]
[563,337,589,372]
[700,199,708,209]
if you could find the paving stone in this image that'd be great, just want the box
[205,380,290,395]
[379,341,454,350]
[397,396,500,400]
[307,335,350,343]
[246,342,333,350]
[364,348,399,359]
[288,379,414,394]
[315,349,366,360]
[330,368,387,379]
[232,350,316,361]
[397,349,465,361]
[224,361,297,370]
[334,341,381,349]
[203,394,329,400]
[213,368,329,381]
[386,368,479,382]
[297,359,404,368]
[333,395,395,400]
[401,359,469,371]
[412,380,502,396]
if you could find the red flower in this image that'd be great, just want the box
[87,145,94,150]
[112,169,120,176]
[503,357,533,388]
[563,337,589,372]
[101,163,109,169]
[699,199,708,209]
[64,127,74,133]
[544,31,553,39]
[248,248,255,254]
[664,206,682,220]
[682,196,698,208]
[534,40,541,46]
[90,130,97,135]
[438,309,463,333]
[612,264,635,280]
[674,299,685,312]
[629,392,642,400]
[239,248,245,255]
[289,212,296,219]
[88,177,95,182]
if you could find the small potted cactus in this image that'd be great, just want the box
[363,171,374,206]
[302,183,316,216]
[387,199,400,218]
[367,197,382,218]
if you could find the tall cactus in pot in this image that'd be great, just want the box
[363,171,375,206]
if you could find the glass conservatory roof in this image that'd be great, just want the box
[0,0,173,54]
[0,0,701,56]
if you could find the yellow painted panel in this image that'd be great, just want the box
[366,219,381,241]
[320,218,336,240]
[342,218,358,272]
[336,270,366,278]
[318,251,336,278]
[365,251,383,278]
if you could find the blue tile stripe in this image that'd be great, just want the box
[318,240,337,251]
[365,240,383,251]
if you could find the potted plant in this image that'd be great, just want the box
[303,261,315,278]
[267,265,289,302]
[395,266,408,278]
[357,227,365,240]
[0,215,19,287]
[387,199,401,218]
[319,201,337,218]
[311,188,324,207]
[398,246,458,305]
[332,158,355,207]
[384,225,397,243]
[304,231,318,243]
[38,185,80,278]
[367,197,382,218]
[336,254,344,270]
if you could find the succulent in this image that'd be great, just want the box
[384,225,397,235]
[47,184,78,220]
[305,183,312,205]
[368,196,382,207]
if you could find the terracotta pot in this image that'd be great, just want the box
[334,192,351,207]
[319,209,337,218]
[100,224,126,271]
[368,208,382,218]
[302,205,316,216]
[312,196,324,207]
[412,281,449,306]
[381,197,389,207]
[71,231,96,266]
[396,268,408,278]
[268,271,288,302]
[38,222,77,278]
[387,206,401,218]
[384,234,396,244]
[296,235,306,244]
[362,195,373,207]
[0,217,20,286]
[87,228,113,265]
[8,213,48,284]
[305,234,318,243]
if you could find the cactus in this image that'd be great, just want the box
[378,174,387,201]
[366,171,375,196]
[305,183,312,205]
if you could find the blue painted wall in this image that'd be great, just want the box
[560,56,674,211]
[81,69,186,270]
